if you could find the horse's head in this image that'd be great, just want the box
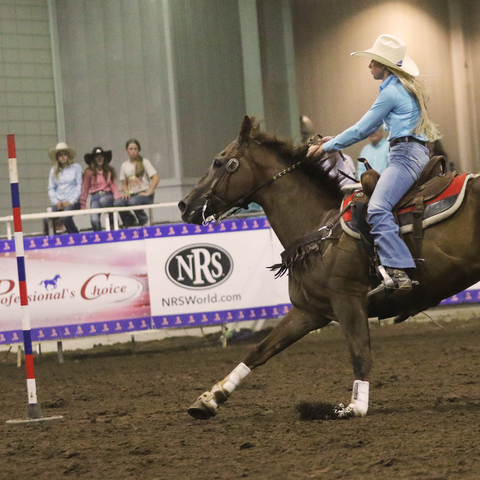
[179,116,342,226]
[179,116,260,225]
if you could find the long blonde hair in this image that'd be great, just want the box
[125,138,145,178]
[54,153,74,178]
[386,67,442,142]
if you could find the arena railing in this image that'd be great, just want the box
[0,202,180,240]
[0,185,358,240]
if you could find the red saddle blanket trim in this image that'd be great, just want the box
[341,172,468,222]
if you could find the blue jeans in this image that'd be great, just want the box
[90,192,114,231]
[367,142,429,269]
[52,201,80,234]
[114,193,154,226]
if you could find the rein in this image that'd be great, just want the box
[201,134,354,227]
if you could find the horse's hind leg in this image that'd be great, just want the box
[188,306,330,419]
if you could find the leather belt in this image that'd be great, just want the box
[390,136,426,148]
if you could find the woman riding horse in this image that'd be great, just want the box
[179,36,480,421]
[309,34,441,295]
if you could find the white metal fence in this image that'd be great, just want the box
[0,202,179,240]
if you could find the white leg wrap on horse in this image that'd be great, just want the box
[348,380,369,417]
[222,362,251,394]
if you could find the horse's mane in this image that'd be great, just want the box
[249,119,344,200]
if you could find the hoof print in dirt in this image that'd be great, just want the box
[240,442,255,450]
[296,401,355,420]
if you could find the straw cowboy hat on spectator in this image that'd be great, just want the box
[351,34,419,77]
[48,142,76,162]
[84,147,113,166]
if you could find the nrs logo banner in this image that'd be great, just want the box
[166,244,233,289]
[146,228,287,317]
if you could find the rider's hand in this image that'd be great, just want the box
[307,144,324,157]
[307,136,334,157]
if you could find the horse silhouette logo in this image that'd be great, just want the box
[39,274,61,291]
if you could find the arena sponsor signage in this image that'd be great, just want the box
[0,218,291,343]
[165,244,234,289]
[0,241,150,340]
[440,280,480,305]
[0,216,477,344]
[1,271,142,306]
[146,226,288,329]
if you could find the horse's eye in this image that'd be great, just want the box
[213,159,222,168]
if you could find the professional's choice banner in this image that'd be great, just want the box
[0,218,289,344]
[0,217,477,344]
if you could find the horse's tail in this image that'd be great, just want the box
[38,281,44,286]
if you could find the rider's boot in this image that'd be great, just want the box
[368,266,412,296]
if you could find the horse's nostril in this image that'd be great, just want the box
[178,201,186,213]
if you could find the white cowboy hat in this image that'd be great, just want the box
[351,34,419,77]
[48,142,76,162]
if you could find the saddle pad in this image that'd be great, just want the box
[341,173,472,239]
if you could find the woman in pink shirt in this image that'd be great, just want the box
[81,147,120,231]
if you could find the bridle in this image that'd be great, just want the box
[200,134,357,226]
[201,141,305,225]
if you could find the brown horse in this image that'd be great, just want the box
[178,116,480,420]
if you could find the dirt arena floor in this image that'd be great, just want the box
[1,316,480,480]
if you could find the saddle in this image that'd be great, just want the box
[270,155,461,286]
[349,155,456,281]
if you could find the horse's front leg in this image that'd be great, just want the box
[331,292,371,417]
[188,306,331,419]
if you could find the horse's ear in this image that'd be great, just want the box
[238,115,252,143]
[251,122,260,135]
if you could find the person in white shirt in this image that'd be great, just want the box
[113,139,160,227]
[327,152,358,188]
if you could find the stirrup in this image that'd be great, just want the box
[384,267,413,291]
[368,266,416,298]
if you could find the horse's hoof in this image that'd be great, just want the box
[346,402,367,417]
[333,403,356,419]
[187,392,218,420]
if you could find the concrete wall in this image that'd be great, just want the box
[0,0,57,230]
[2,0,480,233]
[291,0,470,171]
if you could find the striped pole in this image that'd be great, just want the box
[7,134,41,419]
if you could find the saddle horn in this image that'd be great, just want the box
[358,158,380,197]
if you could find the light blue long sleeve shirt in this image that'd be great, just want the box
[323,74,425,153]
[357,137,390,176]
[48,163,83,205]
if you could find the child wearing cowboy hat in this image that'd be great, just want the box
[80,147,121,231]
[308,34,441,295]
[47,142,82,234]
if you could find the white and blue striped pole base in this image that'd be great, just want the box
[5,134,63,426]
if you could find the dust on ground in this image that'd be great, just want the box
[1,318,480,479]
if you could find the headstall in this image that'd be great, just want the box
[202,141,304,226]
[201,133,353,226]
